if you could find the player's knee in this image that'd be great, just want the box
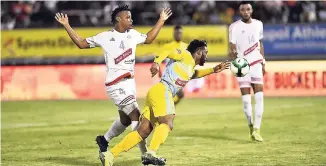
[167,123,173,131]
[137,126,152,139]
[120,118,131,126]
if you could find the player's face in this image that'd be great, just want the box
[239,4,253,21]
[199,46,208,66]
[174,29,183,42]
[118,11,133,29]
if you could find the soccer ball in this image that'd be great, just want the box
[230,57,250,77]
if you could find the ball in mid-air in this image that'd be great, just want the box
[230,57,250,77]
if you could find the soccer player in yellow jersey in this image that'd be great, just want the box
[157,25,187,105]
[101,40,230,166]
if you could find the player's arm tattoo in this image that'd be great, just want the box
[63,24,90,49]
[229,43,237,60]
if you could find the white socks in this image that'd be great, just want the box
[254,92,264,129]
[131,121,148,154]
[242,92,264,129]
[241,94,253,125]
[104,119,127,142]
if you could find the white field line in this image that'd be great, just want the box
[2,103,315,129]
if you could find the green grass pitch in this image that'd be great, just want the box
[2,97,326,166]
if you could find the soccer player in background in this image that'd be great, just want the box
[55,5,172,165]
[157,25,187,105]
[229,1,266,142]
[102,40,230,166]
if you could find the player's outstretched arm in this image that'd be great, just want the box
[229,43,237,60]
[144,7,172,44]
[191,61,230,79]
[55,13,89,49]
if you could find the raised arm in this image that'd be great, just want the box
[150,49,183,77]
[55,13,89,49]
[144,8,172,44]
[191,61,230,79]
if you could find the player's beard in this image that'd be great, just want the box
[199,55,206,66]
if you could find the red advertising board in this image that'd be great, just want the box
[1,61,326,101]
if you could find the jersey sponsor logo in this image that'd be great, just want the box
[124,59,135,64]
[175,78,188,87]
[244,42,258,56]
[114,48,132,64]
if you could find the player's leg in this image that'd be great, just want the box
[96,110,130,154]
[250,63,264,142]
[173,89,184,105]
[124,104,148,154]
[149,114,174,152]
[104,107,155,166]
[238,75,254,139]
[141,83,174,165]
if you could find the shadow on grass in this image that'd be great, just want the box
[40,156,140,166]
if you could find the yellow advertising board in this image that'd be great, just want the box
[1,26,228,58]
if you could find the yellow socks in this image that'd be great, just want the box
[111,131,143,157]
[173,95,180,104]
[149,123,171,152]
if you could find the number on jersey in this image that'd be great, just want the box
[119,41,125,50]
[248,35,255,44]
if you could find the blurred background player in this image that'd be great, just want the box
[102,40,230,166]
[229,1,265,142]
[157,25,205,105]
[55,5,172,164]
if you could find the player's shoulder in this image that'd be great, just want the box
[127,28,141,34]
[252,19,263,25]
[229,20,241,29]
[96,31,112,37]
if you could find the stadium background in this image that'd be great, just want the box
[1,1,326,166]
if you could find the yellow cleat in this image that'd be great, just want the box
[252,128,263,142]
[99,151,114,166]
[249,124,255,141]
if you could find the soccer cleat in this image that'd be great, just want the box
[252,128,263,142]
[96,135,109,152]
[141,151,166,165]
[249,124,255,141]
[99,151,114,166]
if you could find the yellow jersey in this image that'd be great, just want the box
[154,49,214,96]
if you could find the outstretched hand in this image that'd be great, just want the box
[55,13,69,26]
[150,63,160,77]
[213,61,231,73]
[160,7,173,21]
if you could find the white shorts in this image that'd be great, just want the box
[237,63,264,88]
[105,78,139,115]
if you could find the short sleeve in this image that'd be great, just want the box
[229,23,237,44]
[86,33,102,48]
[259,21,264,40]
[130,29,147,44]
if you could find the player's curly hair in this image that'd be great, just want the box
[111,5,130,24]
[186,39,207,54]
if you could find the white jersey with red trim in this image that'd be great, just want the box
[86,29,147,84]
[229,19,263,65]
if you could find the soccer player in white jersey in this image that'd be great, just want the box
[229,1,266,142]
[55,5,172,163]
